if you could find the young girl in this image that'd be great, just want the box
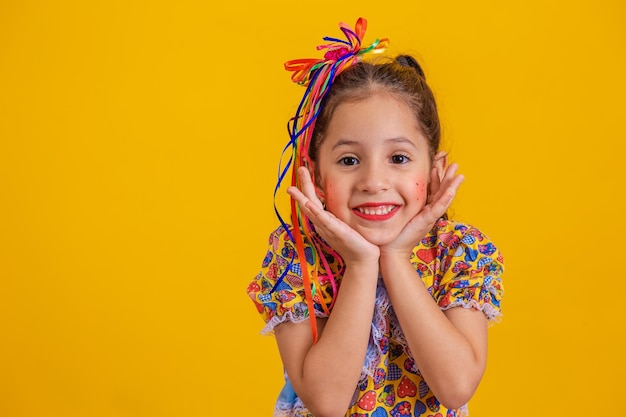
[247,18,504,417]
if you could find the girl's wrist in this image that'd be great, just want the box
[344,256,380,270]
[343,257,380,278]
[378,250,413,266]
[341,245,380,268]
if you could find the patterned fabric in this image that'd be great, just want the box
[247,218,504,417]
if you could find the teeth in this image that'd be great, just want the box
[357,205,394,215]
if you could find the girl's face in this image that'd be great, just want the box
[316,93,439,246]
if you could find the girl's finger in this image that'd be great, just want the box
[297,167,324,209]
[287,185,348,245]
[430,174,464,215]
[286,185,309,209]
[427,166,440,204]
[287,186,326,229]
[441,163,459,186]
[429,163,460,204]
[409,172,464,235]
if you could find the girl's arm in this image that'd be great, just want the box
[275,167,380,417]
[274,260,378,417]
[378,257,488,409]
[379,163,486,409]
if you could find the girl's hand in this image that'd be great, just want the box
[380,163,465,258]
[287,167,380,265]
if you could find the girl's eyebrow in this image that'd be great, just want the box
[387,137,418,148]
[331,139,360,150]
[332,137,417,150]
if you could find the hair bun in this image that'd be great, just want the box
[396,55,425,78]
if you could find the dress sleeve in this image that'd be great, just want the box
[434,224,505,322]
[246,226,336,335]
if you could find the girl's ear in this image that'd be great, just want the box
[433,151,448,181]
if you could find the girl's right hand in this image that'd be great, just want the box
[287,167,380,266]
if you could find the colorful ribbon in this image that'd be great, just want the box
[272,18,389,342]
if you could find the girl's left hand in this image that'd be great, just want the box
[379,163,464,258]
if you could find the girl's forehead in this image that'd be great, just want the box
[326,94,422,137]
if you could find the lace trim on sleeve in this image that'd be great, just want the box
[441,298,503,323]
[261,303,329,335]
[274,398,310,417]
[273,376,313,417]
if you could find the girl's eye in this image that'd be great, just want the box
[339,156,359,166]
[391,154,410,164]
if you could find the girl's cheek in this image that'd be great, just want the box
[323,182,348,222]
[324,182,336,210]
[414,177,428,202]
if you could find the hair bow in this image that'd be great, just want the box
[284,18,389,86]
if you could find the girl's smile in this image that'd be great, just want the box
[316,93,441,246]
[353,203,399,220]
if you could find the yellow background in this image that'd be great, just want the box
[1,1,624,416]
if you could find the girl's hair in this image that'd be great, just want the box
[308,55,441,164]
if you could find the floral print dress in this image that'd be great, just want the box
[247,218,504,417]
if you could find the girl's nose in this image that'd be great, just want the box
[357,163,390,193]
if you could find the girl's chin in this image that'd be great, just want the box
[358,229,403,247]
